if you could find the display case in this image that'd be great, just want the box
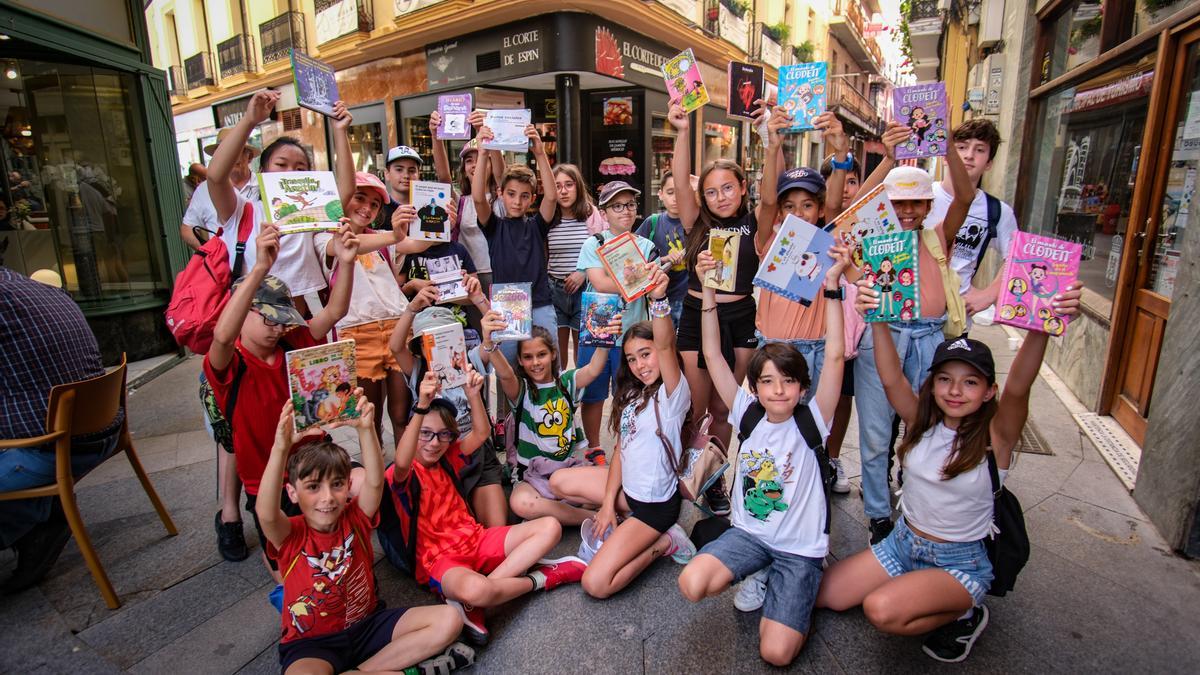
[586,90,644,206]
[651,112,677,214]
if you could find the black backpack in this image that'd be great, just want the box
[983,450,1029,597]
[738,401,835,534]
[970,192,1002,277]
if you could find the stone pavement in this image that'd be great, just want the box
[2,325,1198,673]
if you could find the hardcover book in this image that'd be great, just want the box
[490,282,532,342]
[598,231,654,303]
[704,230,740,292]
[829,183,901,280]
[258,171,344,235]
[752,214,836,304]
[286,340,359,432]
[778,62,828,132]
[893,82,948,160]
[421,322,469,389]
[291,50,340,118]
[482,109,532,152]
[862,230,920,323]
[662,48,710,113]
[995,232,1082,336]
[410,181,453,242]
[580,291,624,347]
[436,93,472,140]
[727,61,764,119]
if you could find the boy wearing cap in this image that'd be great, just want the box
[634,170,694,325]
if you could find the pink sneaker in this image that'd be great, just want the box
[535,556,587,590]
[445,599,488,646]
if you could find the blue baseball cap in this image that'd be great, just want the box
[777,167,826,198]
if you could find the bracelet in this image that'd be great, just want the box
[649,297,671,318]
[412,404,431,415]
[823,287,844,300]
[701,305,718,313]
[482,342,499,353]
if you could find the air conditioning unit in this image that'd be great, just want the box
[979,0,1005,49]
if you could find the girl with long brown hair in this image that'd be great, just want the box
[547,164,606,368]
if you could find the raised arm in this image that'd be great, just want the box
[256,403,300,548]
[208,90,278,223]
[939,137,975,249]
[307,222,358,338]
[529,125,558,223]
[459,368,492,455]
[668,104,699,229]
[209,224,279,372]
[812,246,850,423]
[347,395,384,518]
[856,281,919,425]
[392,372,441,479]
[755,105,791,252]
[330,101,355,211]
[388,285,440,376]
[647,265,681,396]
[428,111,453,184]
[858,122,910,197]
[696,253,739,411]
[471,127,494,228]
[819,113,850,219]
[481,309,521,403]
[575,313,622,390]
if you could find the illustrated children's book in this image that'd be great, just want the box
[662,48,710,113]
[727,61,764,119]
[258,171,344,235]
[291,50,340,118]
[436,93,472,140]
[778,62,828,132]
[995,232,1082,336]
[286,340,359,432]
[598,231,654,302]
[421,322,469,389]
[579,291,624,348]
[410,181,453,242]
[490,283,532,342]
[704,230,740,292]
[829,183,901,280]
[862,231,920,323]
[482,109,532,152]
[427,255,468,304]
[893,82,948,160]
[752,214,836,304]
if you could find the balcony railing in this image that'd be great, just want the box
[217,34,257,79]
[314,0,374,45]
[829,79,879,132]
[908,0,942,23]
[183,51,215,89]
[167,65,187,96]
[260,11,307,65]
[754,23,783,68]
[703,0,750,53]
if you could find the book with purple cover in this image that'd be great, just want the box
[291,50,340,118]
[437,93,472,140]
[995,232,1082,336]
[893,82,949,160]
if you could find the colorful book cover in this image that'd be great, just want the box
[258,171,344,235]
[752,214,836,304]
[704,230,740,291]
[829,183,901,281]
[482,109,532,152]
[862,231,920,323]
[421,322,469,389]
[996,232,1082,336]
[778,62,827,132]
[286,340,359,432]
[662,48,709,113]
[427,255,468,303]
[436,93,472,140]
[490,282,532,342]
[598,231,654,302]
[410,181,453,242]
[291,50,340,118]
[580,291,623,347]
[727,61,764,119]
[894,82,949,160]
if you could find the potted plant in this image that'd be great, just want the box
[720,0,750,20]
[794,40,814,63]
[1140,0,1183,24]
[763,22,790,43]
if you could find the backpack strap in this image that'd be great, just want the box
[645,213,659,243]
[973,192,1001,276]
[791,405,833,535]
[223,338,292,428]
[737,401,767,442]
[651,390,680,476]
[230,201,255,283]
[985,448,1002,498]
[593,232,606,249]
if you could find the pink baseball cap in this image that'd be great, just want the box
[355,171,389,204]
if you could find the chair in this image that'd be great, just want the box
[0,355,177,609]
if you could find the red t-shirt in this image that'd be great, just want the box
[268,500,380,643]
[202,326,323,495]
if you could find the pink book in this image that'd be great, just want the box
[995,232,1082,336]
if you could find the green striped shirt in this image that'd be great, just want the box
[510,370,585,464]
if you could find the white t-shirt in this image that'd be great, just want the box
[899,423,995,542]
[218,193,327,296]
[313,232,407,329]
[924,183,1018,294]
[457,194,504,274]
[729,390,830,558]
[618,376,691,503]
[182,178,260,234]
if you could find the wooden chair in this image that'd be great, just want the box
[0,355,177,609]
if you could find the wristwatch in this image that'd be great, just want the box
[823,287,844,300]
[830,154,854,171]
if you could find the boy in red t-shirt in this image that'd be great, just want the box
[258,398,466,674]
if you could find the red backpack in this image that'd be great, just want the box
[165,201,255,354]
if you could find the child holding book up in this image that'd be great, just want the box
[635,170,695,325]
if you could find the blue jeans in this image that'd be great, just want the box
[854,318,945,520]
[498,303,558,365]
[578,343,624,404]
[755,331,824,406]
[549,276,583,329]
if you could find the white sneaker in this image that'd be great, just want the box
[831,457,851,494]
[664,523,696,564]
[733,569,768,612]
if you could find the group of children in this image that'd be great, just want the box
[194,87,1077,673]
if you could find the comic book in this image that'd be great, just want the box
[579,291,624,347]
[829,183,901,281]
[490,282,532,342]
[421,322,469,389]
[778,62,827,132]
[704,230,740,291]
[727,61,764,119]
[662,48,709,113]
[291,50,340,118]
[427,255,468,303]
[862,231,920,323]
[598,231,654,302]
[410,181,453,242]
[286,340,359,432]
[436,93,472,140]
[995,232,1082,336]
[482,109,531,152]
[752,214,836,304]
[893,82,948,160]
[258,171,344,235]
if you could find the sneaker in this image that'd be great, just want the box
[534,556,587,590]
[215,511,249,562]
[733,569,768,612]
[412,641,476,675]
[663,523,696,564]
[1,516,71,594]
[868,517,894,545]
[585,447,607,466]
[704,476,732,516]
[922,605,990,663]
[446,599,488,646]
[830,457,851,494]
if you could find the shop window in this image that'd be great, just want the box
[1133,0,1193,37]
[704,121,739,164]
[1042,0,1103,83]
[651,112,677,214]
[1149,43,1200,300]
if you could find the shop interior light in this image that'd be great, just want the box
[5,65,17,80]
[0,35,10,41]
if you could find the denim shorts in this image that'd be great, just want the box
[549,276,582,329]
[871,517,994,605]
[700,526,824,635]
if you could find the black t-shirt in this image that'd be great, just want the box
[374,200,399,231]
[686,210,759,295]
[480,212,552,307]
[400,241,477,281]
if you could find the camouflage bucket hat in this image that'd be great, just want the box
[233,275,307,327]
[412,306,460,336]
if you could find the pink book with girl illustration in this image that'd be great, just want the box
[995,232,1082,336]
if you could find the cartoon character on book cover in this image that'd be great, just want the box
[287,341,359,431]
[830,184,900,275]
[260,172,343,233]
[580,292,623,347]
[862,232,919,322]
[894,82,948,159]
[996,233,1081,336]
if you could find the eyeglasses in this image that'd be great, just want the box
[418,429,456,443]
[702,183,740,200]
[606,201,638,214]
[255,310,283,328]
[555,181,576,191]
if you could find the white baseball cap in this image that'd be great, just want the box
[386,145,423,166]
[883,166,934,201]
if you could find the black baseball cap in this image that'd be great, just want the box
[776,167,825,198]
[928,337,996,383]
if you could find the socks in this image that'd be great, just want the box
[958,607,975,621]
[526,570,546,591]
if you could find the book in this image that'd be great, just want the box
[597,231,654,303]
[778,62,828,132]
[662,48,710,113]
[829,183,901,281]
[703,230,740,292]
[258,171,344,235]
[482,109,532,152]
[421,322,469,389]
[436,93,472,140]
[427,255,468,303]
[580,291,624,347]
[893,82,949,160]
[490,283,532,342]
[291,50,340,118]
[752,214,836,304]
[995,232,1082,336]
[286,340,359,432]
[410,181,453,242]
[727,61,764,119]
[862,231,920,323]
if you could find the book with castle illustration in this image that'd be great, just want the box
[597,231,654,302]
[291,50,340,118]
[703,230,740,292]
[410,180,453,241]
[421,322,469,389]
[861,230,920,323]
[778,62,828,132]
[286,340,359,432]
[727,61,764,119]
[829,183,901,281]
[995,232,1082,336]
[580,291,624,348]
[753,214,836,304]
[258,171,344,235]
[437,93,473,140]
[662,48,709,113]
[490,283,532,342]
[893,81,948,160]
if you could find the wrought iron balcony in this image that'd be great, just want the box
[260,11,307,65]
[217,34,257,79]
[314,0,374,45]
[183,51,215,89]
[908,0,942,23]
[167,65,187,96]
[829,78,880,135]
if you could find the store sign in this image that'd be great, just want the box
[394,0,444,16]
[426,22,546,89]
[315,0,358,44]
[213,94,254,128]
[657,0,699,23]
[593,23,675,90]
[1067,71,1154,114]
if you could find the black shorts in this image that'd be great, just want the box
[841,359,855,397]
[460,441,505,494]
[246,490,302,571]
[624,489,682,533]
[278,607,407,672]
[675,294,758,367]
